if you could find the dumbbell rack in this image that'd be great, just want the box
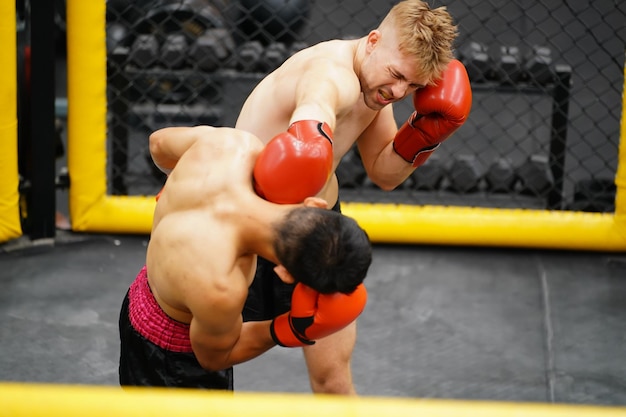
[481,64,572,210]
[108,47,572,210]
[107,47,266,194]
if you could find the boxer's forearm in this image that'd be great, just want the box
[192,320,276,371]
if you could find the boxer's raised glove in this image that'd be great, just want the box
[393,59,472,167]
[270,283,368,347]
[253,120,333,204]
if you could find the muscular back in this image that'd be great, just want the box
[146,128,263,325]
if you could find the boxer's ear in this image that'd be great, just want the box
[302,197,328,209]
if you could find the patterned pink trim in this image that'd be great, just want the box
[128,266,193,352]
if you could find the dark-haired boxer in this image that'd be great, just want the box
[119,126,372,389]
[231,0,473,394]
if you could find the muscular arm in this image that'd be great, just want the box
[190,316,276,372]
[358,60,472,191]
[356,106,415,191]
[290,59,361,130]
[188,283,277,372]
[149,125,216,174]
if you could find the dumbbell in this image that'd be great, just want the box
[516,154,554,196]
[567,178,616,212]
[496,45,522,84]
[484,157,517,193]
[160,33,188,69]
[336,146,366,189]
[189,28,236,72]
[459,41,495,82]
[447,154,483,193]
[408,155,445,191]
[129,34,159,68]
[259,42,288,73]
[235,40,264,72]
[106,22,129,53]
[523,45,554,85]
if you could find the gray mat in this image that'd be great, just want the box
[1,233,625,405]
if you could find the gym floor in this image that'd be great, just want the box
[1,231,625,406]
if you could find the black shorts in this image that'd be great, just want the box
[242,199,342,322]
[118,266,233,389]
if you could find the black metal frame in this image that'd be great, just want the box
[17,0,58,240]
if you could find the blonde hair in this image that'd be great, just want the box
[379,0,458,85]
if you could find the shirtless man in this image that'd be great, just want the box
[119,126,372,389]
[234,0,472,394]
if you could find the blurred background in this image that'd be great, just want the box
[14,0,626,232]
[100,0,623,209]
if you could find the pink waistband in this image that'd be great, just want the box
[128,266,193,353]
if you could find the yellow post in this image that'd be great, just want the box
[0,0,22,243]
[613,53,626,224]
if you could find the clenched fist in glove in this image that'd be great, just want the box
[270,283,368,347]
[253,120,334,204]
[393,59,472,167]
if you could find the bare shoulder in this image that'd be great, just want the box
[194,126,263,147]
[289,40,359,79]
[192,126,263,153]
[279,40,361,108]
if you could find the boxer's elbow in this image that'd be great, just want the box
[148,132,174,174]
[148,131,165,160]
[196,354,230,372]
[367,174,404,191]
[374,180,399,191]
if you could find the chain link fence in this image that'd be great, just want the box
[105,0,625,212]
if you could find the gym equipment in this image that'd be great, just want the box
[259,42,288,72]
[567,178,616,212]
[496,45,522,84]
[523,45,554,85]
[129,34,159,68]
[516,154,554,196]
[408,155,445,191]
[458,41,495,83]
[106,22,129,54]
[132,0,225,38]
[484,157,516,193]
[233,0,310,45]
[235,40,264,72]
[447,154,483,193]
[189,28,236,72]
[160,33,188,69]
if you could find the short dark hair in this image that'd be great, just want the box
[274,207,372,294]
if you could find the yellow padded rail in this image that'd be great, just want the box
[2,383,626,417]
[0,0,22,243]
[65,0,626,251]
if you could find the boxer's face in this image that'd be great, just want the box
[360,29,426,111]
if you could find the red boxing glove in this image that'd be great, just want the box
[270,283,368,348]
[253,120,333,204]
[393,59,472,167]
